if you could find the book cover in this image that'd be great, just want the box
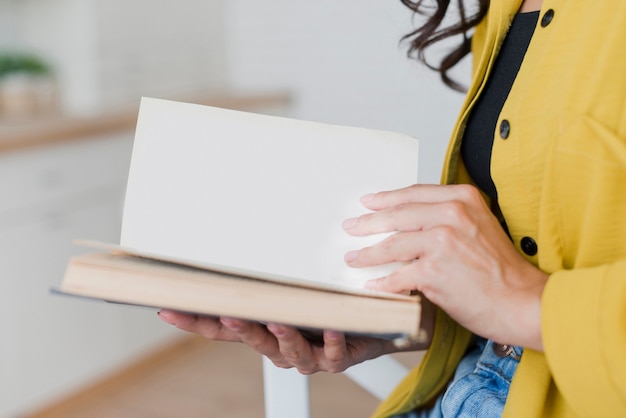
[58,250,423,344]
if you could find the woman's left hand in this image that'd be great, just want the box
[342,184,548,351]
[157,310,409,374]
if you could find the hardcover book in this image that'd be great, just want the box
[56,97,424,345]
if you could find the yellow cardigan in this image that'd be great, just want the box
[373,1,626,417]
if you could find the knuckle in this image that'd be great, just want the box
[454,184,482,202]
[297,367,317,375]
[327,364,347,373]
[430,225,457,247]
[404,184,422,199]
[281,350,301,362]
[325,352,346,367]
[379,271,403,293]
[388,203,404,219]
[249,341,268,352]
[389,202,414,226]
[200,328,221,339]
[355,214,369,230]
[272,360,293,369]
[379,234,398,251]
[417,257,438,278]
[247,334,276,353]
[441,200,468,225]
[173,316,198,331]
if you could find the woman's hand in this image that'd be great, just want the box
[157,310,409,374]
[342,184,549,351]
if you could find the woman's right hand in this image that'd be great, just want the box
[157,310,419,374]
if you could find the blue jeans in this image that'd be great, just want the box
[393,338,523,418]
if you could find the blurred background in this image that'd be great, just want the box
[0,0,468,416]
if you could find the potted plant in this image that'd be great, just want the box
[0,52,56,117]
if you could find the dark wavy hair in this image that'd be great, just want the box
[400,0,490,91]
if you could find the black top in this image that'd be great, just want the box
[460,11,539,200]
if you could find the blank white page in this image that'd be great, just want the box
[121,98,419,291]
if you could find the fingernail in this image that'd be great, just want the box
[325,330,342,340]
[266,323,285,336]
[342,217,357,230]
[344,250,358,263]
[157,310,174,324]
[221,318,241,330]
[364,279,378,289]
[361,193,375,203]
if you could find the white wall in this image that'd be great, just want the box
[3,0,469,182]
[224,0,469,184]
[0,1,18,48]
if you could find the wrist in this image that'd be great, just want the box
[506,269,548,351]
[518,279,546,351]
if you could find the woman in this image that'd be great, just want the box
[159,0,626,416]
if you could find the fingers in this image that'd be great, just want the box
[360,184,482,211]
[343,202,439,236]
[265,325,354,374]
[159,311,384,374]
[365,262,426,295]
[158,311,309,369]
[345,228,442,268]
[157,310,280,356]
[344,185,486,237]
[320,331,352,373]
[343,184,492,270]
[265,324,316,371]
[157,310,240,341]
[220,318,284,362]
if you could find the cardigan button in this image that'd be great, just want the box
[499,119,511,139]
[521,236,538,256]
[541,9,555,27]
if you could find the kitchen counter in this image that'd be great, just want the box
[0,92,291,154]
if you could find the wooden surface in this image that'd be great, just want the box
[0,92,291,154]
[25,335,384,418]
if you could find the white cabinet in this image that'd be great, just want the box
[0,134,181,417]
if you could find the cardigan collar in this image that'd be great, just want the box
[440,0,523,185]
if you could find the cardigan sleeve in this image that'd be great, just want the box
[542,262,626,416]
[539,111,626,416]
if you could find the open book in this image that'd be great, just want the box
[57,98,423,344]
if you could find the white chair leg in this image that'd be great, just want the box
[263,356,310,418]
[262,354,408,417]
